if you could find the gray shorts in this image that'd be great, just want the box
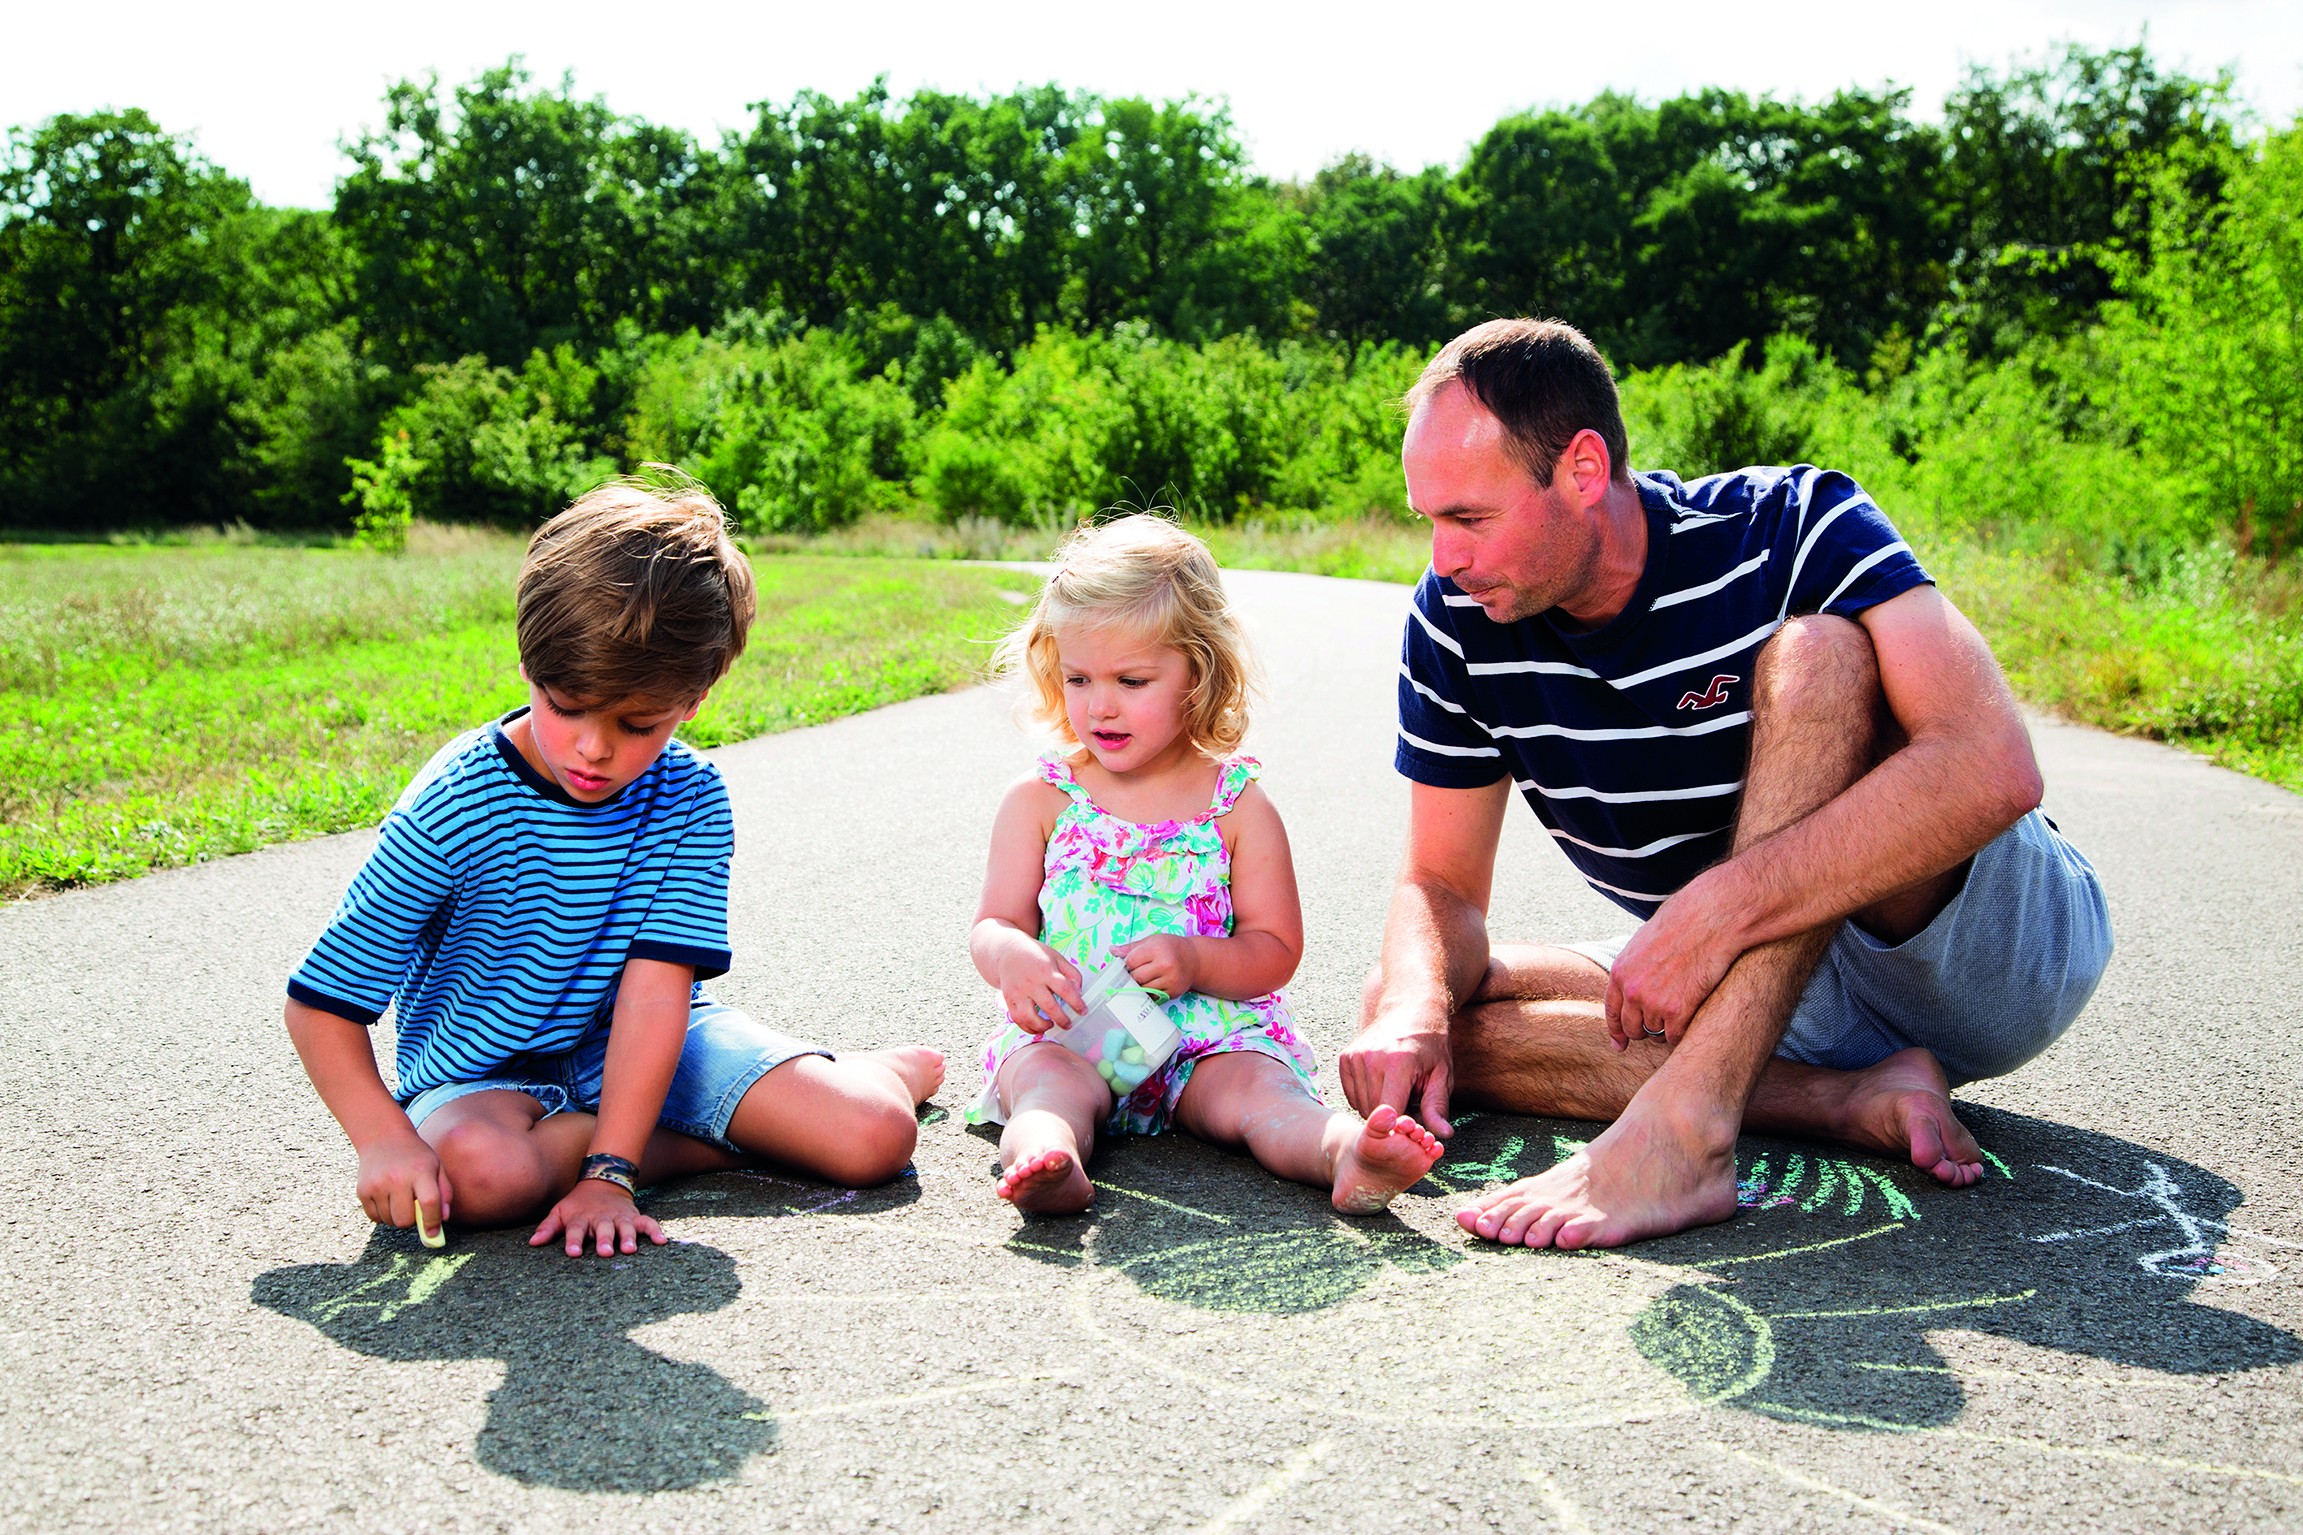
[1562,810,2112,1086]
[401,1000,830,1150]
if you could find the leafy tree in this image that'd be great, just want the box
[336,61,719,369]
[1298,155,1450,370]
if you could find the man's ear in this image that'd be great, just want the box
[1558,428,1614,508]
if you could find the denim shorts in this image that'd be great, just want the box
[1563,810,2113,1087]
[401,1000,831,1150]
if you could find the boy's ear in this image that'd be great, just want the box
[517,663,531,686]
[680,692,707,724]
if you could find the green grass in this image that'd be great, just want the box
[0,526,1035,897]
[773,508,2303,793]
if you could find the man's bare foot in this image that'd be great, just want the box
[1828,1047,1983,1186]
[1457,1104,1737,1248]
[863,1046,946,1106]
[1330,1106,1445,1214]
[994,1147,1093,1214]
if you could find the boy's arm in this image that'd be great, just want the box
[284,998,450,1231]
[1118,783,1304,1002]
[530,957,691,1258]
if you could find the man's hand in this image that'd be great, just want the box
[1338,1008,1457,1139]
[1115,935,1195,1002]
[532,1178,667,1258]
[356,1129,451,1232]
[995,941,1086,1034]
[1605,875,1741,1049]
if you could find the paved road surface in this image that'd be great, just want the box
[4,569,2300,1533]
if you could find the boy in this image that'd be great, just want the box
[286,480,943,1257]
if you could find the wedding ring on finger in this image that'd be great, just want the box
[1640,1024,1667,1040]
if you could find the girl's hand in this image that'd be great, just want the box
[997,942,1086,1034]
[532,1178,667,1258]
[1115,935,1197,1002]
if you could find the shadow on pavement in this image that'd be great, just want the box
[991,1128,1464,1313]
[254,1228,771,1491]
[253,1162,924,1489]
[1432,1105,2303,1431]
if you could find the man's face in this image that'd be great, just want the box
[1401,382,1602,625]
[516,671,701,803]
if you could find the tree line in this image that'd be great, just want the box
[0,45,2262,534]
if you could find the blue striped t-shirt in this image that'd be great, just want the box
[288,708,736,1100]
[1396,465,1929,917]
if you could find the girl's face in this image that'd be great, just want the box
[1055,623,1195,776]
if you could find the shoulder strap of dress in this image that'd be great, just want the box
[1207,754,1261,817]
[1036,752,1092,800]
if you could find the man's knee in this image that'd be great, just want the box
[1752,613,1881,724]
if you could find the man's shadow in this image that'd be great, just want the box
[987,1127,1463,1314]
[251,1170,920,1491]
[1434,1106,2303,1431]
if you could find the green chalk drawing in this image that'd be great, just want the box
[1630,1285,1775,1404]
[1090,1180,1232,1225]
[1436,1134,1528,1187]
[309,1252,471,1326]
[1103,1226,1460,1313]
[1769,1288,2037,1321]
[1982,1148,2014,1179]
[1705,1221,1905,1267]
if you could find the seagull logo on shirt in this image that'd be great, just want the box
[1677,673,1739,711]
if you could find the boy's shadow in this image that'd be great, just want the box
[1434,1106,2303,1431]
[987,1127,1463,1314]
[253,1229,771,1492]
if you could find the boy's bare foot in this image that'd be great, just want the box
[1824,1047,1984,1186]
[862,1046,946,1106]
[994,1147,1093,1214]
[1330,1106,1445,1215]
[1458,1101,1738,1249]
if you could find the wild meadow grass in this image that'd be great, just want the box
[782,509,2303,793]
[0,525,1035,896]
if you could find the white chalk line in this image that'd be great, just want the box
[1519,1463,1599,1534]
[1189,1439,1333,1535]
[749,1369,1082,1423]
[1716,1443,1965,1535]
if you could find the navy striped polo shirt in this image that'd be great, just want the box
[288,709,736,1100]
[1396,465,1929,917]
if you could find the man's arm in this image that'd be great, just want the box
[1337,776,1512,1137]
[1609,585,2043,1041]
[530,956,693,1256]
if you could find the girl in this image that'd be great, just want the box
[965,515,1443,1216]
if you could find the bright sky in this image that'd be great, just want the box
[11,0,2301,208]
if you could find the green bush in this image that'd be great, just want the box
[361,347,616,526]
[619,327,915,533]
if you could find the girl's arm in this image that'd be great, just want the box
[969,775,1086,1029]
[1120,783,1304,1002]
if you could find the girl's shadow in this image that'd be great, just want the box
[253,1230,772,1492]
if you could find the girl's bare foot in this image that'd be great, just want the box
[1329,1106,1446,1214]
[994,1147,1093,1214]
[862,1046,946,1106]
[1828,1047,1984,1186]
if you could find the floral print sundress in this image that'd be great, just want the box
[967,751,1322,1135]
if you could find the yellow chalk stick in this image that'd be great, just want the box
[413,1197,446,1249]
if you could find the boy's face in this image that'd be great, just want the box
[511,669,701,803]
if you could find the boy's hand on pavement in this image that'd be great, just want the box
[997,942,1085,1035]
[533,1178,667,1258]
[356,1130,451,1231]
[1114,935,1195,1001]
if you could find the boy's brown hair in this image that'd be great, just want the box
[516,474,758,705]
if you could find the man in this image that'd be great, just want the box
[1338,318,2112,1249]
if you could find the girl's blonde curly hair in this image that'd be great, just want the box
[994,514,1258,758]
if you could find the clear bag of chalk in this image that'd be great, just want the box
[1044,954,1183,1096]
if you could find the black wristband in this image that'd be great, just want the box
[580,1152,640,1197]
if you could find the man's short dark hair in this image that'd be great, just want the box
[1405,319,1632,488]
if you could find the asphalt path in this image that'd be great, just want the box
[3,568,2300,1534]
